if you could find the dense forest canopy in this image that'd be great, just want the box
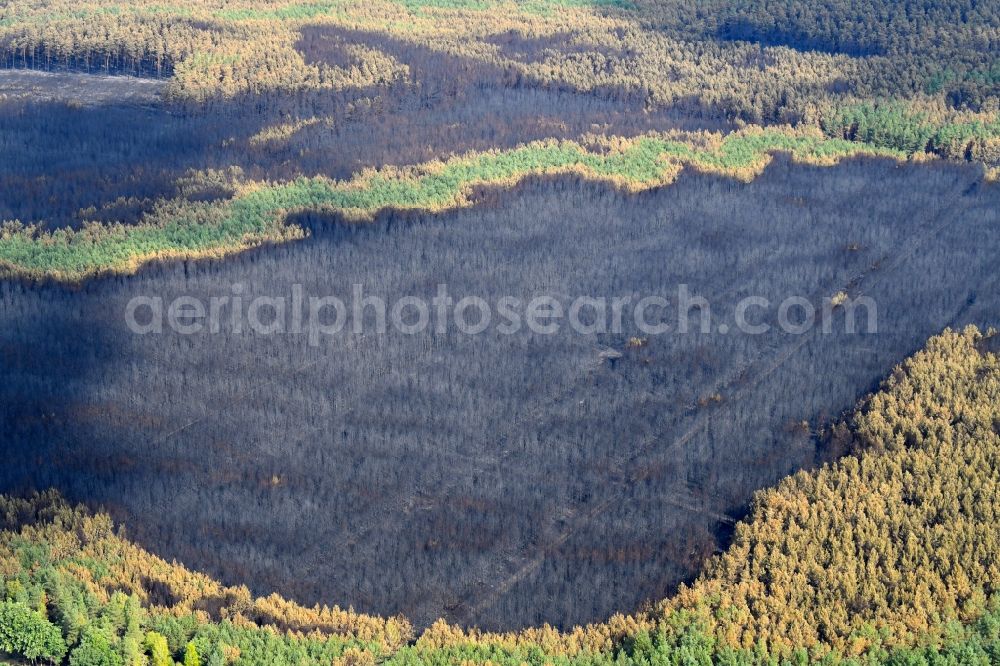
[1,0,998,118]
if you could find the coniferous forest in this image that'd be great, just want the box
[0,1,998,664]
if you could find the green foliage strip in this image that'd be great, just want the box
[0,130,901,281]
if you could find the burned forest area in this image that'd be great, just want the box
[3,151,999,628]
[0,3,999,665]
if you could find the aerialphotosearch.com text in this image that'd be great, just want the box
[125,283,878,346]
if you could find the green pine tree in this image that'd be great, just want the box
[183,641,201,666]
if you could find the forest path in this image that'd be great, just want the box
[0,69,165,106]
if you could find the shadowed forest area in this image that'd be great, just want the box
[2,157,997,630]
